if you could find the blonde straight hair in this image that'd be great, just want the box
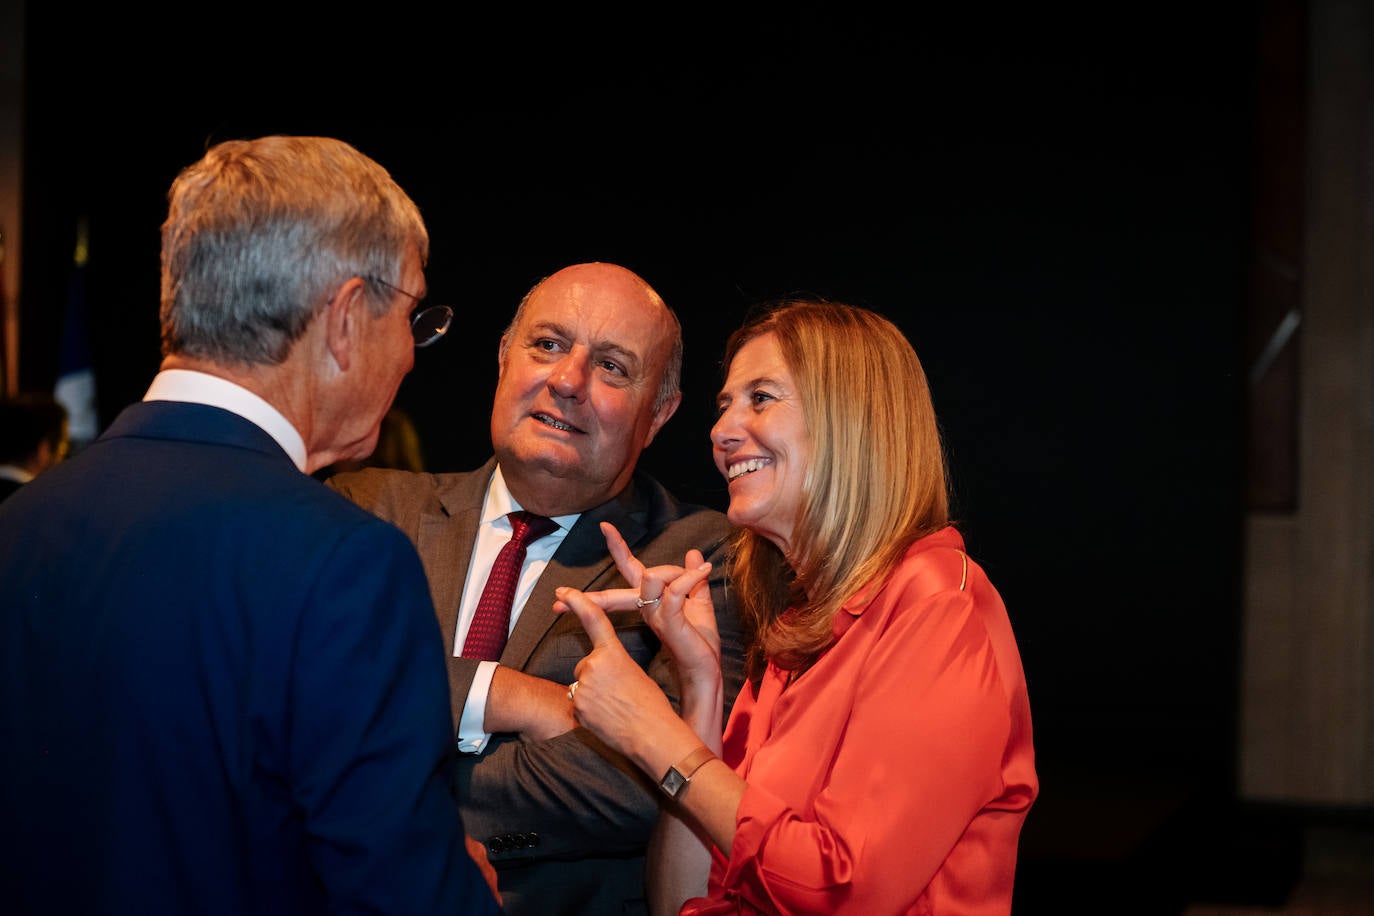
[723,299,950,679]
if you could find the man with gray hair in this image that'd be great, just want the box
[0,136,499,915]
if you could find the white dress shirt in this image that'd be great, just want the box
[455,465,577,753]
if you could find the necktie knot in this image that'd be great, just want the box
[508,511,558,546]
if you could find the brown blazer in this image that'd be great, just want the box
[328,458,744,916]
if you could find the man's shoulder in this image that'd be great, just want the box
[627,469,732,547]
[325,464,489,516]
[326,466,440,501]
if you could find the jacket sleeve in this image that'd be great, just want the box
[289,519,500,914]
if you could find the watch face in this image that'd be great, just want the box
[660,767,687,798]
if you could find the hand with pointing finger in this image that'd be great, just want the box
[554,521,730,821]
[554,522,722,693]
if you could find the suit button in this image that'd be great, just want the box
[526,832,540,848]
[487,836,507,854]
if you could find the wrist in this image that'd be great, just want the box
[679,681,724,747]
[657,744,718,801]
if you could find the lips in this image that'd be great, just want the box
[533,412,584,434]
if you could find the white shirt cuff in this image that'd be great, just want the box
[456,660,499,754]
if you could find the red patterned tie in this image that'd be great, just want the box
[461,511,559,661]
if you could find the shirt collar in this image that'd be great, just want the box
[143,369,308,472]
[484,465,579,533]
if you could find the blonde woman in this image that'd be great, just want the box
[558,299,1037,914]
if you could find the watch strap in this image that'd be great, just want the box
[658,745,716,800]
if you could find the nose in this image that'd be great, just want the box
[710,404,742,451]
[549,352,589,401]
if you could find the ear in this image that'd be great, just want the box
[324,277,369,372]
[641,391,681,448]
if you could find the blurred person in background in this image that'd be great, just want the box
[0,392,69,503]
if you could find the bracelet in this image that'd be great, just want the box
[658,745,716,800]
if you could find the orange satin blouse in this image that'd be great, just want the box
[682,526,1037,915]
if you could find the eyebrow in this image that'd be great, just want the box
[523,319,572,344]
[717,375,778,403]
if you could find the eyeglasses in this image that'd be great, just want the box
[366,275,454,348]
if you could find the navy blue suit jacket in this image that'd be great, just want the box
[0,401,500,915]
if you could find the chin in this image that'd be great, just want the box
[516,434,585,465]
[726,504,757,529]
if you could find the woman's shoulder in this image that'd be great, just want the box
[892,526,971,595]
[842,526,971,618]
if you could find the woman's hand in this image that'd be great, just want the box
[555,522,721,682]
[465,835,502,906]
[554,523,727,767]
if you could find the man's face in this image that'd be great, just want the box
[490,264,678,514]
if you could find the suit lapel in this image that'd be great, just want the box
[420,510,477,657]
[425,461,495,681]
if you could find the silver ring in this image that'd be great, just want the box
[567,680,579,701]
[635,595,662,609]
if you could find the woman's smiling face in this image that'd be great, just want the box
[710,331,811,556]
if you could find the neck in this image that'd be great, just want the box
[500,465,618,518]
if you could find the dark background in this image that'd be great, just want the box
[19,3,1274,910]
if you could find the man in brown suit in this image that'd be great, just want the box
[328,262,744,916]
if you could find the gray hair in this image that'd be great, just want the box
[159,136,428,365]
